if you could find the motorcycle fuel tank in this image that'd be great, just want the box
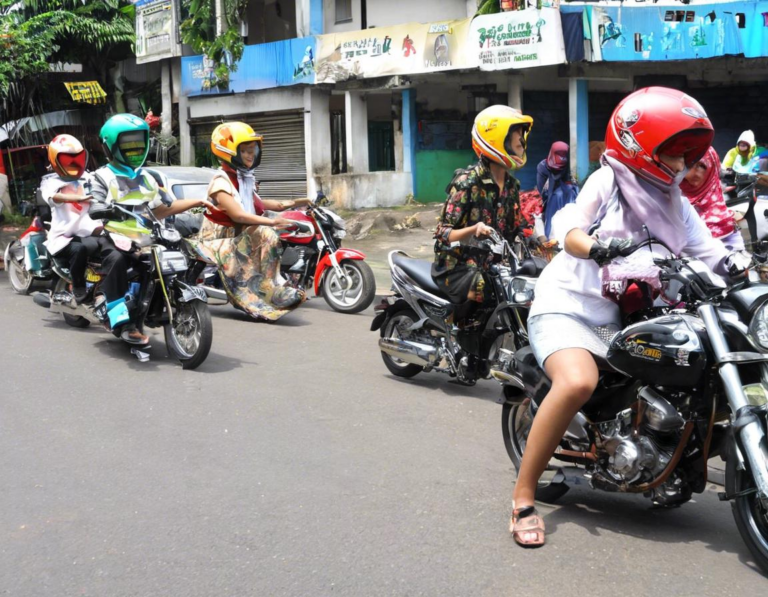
[279,210,316,245]
[606,314,707,387]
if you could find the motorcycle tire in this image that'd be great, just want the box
[379,308,423,378]
[322,260,376,314]
[164,300,213,370]
[63,313,90,328]
[726,435,768,574]
[6,240,33,295]
[502,401,570,504]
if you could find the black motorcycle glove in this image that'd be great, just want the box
[588,237,634,267]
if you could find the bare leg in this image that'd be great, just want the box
[511,348,599,541]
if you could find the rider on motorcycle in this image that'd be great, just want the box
[431,105,532,381]
[41,134,109,305]
[186,121,308,321]
[90,114,212,344]
[509,87,750,548]
[722,129,758,175]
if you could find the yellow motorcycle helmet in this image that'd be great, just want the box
[471,105,533,170]
[211,122,263,172]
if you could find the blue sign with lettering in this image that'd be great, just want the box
[181,37,316,97]
[590,4,743,61]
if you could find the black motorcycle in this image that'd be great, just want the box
[33,202,213,369]
[371,230,546,385]
[496,238,768,573]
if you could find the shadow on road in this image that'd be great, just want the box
[382,372,502,402]
[541,486,766,576]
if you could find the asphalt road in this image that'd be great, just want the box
[1,276,766,596]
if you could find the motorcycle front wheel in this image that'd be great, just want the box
[726,436,768,574]
[6,240,32,294]
[502,400,570,503]
[322,260,376,314]
[164,300,212,370]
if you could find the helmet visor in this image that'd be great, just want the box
[504,124,530,156]
[57,151,87,177]
[117,130,148,168]
[657,129,714,168]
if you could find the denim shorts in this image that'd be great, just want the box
[527,314,619,369]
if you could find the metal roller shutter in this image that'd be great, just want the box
[190,110,307,199]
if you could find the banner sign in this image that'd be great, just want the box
[468,8,566,70]
[135,0,180,64]
[314,19,471,84]
[64,81,107,105]
[588,4,743,61]
[181,37,316,97]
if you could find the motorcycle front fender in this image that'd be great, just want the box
[173,279,208,303]
[313,248,367,296]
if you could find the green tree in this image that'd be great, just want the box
[20,0,135,90]
[180,0,249,90]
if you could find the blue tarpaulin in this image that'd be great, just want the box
[589,3,744,61]
[181,37,316,97]
[561,10,585,62]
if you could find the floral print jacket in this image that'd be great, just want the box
[433,161,524,274]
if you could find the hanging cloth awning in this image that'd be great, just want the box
[64,81,107,105]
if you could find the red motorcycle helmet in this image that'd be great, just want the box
[605,87,714,186]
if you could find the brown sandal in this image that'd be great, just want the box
[510,504,545,547]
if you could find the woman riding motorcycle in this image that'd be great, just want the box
[510,87,750,548]
[187,121,309,321]
[90,114,213,343]
[431,104,532,382]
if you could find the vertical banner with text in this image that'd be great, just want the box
[135,0,181,64]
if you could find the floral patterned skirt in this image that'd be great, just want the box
[188,219,305,322]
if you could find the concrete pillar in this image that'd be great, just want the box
[465,0,476,17]
[402,88,417,197]
[304,87,332,196]
[507,76,523,111]
[568,78,589,184]
[345,90,369,174]
[178,89,193,166]
[160,60,172,138]
[215,0,225,36]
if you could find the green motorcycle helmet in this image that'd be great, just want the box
[100,114,150,177]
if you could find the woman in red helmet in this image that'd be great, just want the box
[509,87,750,548]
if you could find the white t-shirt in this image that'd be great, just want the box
[40,174,100,255]
[528,166,729,327]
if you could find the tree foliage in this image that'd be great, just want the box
[180,0,249,89]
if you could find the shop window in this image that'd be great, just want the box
[331,111,347,174]
[335,0,352,24]
[368,121,395,172]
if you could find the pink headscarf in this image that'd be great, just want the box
[546,141,569,171]
[679,147,737,239]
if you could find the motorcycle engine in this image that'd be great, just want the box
[597,386,685,485]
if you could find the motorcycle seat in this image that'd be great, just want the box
[391,253,450,300]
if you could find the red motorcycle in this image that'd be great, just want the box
[280,197,376,314]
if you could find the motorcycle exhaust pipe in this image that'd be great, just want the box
[490,367,524,390]
[201,285,228,304]
[379,337,438,367]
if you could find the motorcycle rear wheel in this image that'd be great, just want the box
[322,260,376,314]
[6,240,32,294]
[502,400,570,504]
[380,308,423,378]
[726,437,768,574]
[164,300,212,370]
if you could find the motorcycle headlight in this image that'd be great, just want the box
[159,228,181,244]
[334,229,347,239]
[159,251,188,274]
[748,301,768,351]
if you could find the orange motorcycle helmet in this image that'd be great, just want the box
[48,134,88,181]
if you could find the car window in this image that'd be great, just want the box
[172,183,210,201]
